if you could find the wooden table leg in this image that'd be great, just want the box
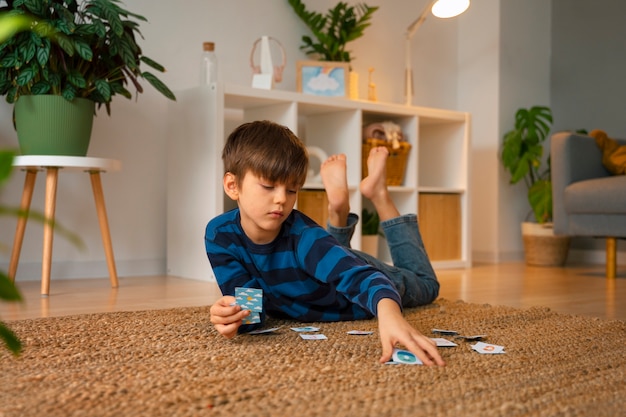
[89,171,119,288]
[606,237,617,279]
[8,169,38,282]
[41,167,59,296]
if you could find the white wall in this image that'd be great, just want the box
[457,0,501,263]
[0,0,465,280]
[5,0,614,280]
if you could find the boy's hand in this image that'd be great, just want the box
[210,295,250,339]
[376,298,446,366]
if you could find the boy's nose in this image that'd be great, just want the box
[274,188,287,203]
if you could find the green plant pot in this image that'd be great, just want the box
[14,95,95,156]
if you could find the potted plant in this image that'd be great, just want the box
[0,0,176,156]
[501,105,570,266]
[0,149,23,356]
[361,208,381,257]
[287,0,378,99]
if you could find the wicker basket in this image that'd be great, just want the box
[362,138,411,185]
[522,222,571,266]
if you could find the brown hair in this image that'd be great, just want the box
[222,120,309,187]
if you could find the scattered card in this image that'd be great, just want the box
[455,334,487,341]
[390,348,423,365]
[248,326,282,335]
[471,341,505,354]
[431,337,458,347]
[291,326,320,332]
[347,330,374,335]
[300,334,327,340]
[432,328,458,336]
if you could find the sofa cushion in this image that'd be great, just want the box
[564,175,626,214]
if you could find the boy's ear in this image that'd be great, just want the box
[223,172,239,200]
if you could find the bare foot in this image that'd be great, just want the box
[360,147,399,221]
[360,147,389,201]
[321,154,350,227]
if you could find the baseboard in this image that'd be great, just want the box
[1,258,166,281]
[471,250,524,264]
[472,248,626,265]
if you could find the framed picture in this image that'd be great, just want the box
[296,60,349,97]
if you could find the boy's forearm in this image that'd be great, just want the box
[377,298,403,319]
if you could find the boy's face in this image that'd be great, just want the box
[223,170,299,244]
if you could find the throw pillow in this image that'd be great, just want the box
[590,129,626,175]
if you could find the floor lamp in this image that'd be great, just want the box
[405,0,470,106]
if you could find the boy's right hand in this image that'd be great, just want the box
[209,295,250,339]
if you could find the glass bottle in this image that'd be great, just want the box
[200,42,218,85]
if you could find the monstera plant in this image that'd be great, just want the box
[501,106,553,224]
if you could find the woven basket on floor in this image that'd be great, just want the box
[362,138,411,186]
[522,222,571,266]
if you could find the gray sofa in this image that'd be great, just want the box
[551,132,626,278]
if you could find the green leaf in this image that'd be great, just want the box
[62,84,76,100]
[0,273,22,302]
[35,40,50,66]
[117,40,138,70]
[15,65,35,86]
[0,322,22,356]
[102,2,124,36]
[73,39,93,62]
[24,0,45,16]
[94,78,111,102]
[30,81,51,94]
[56,34,75,56]
[142,72,176,101]
[0,14,33,44]
[0,53,19,69]
[140,56,165,72]
[21,37,37,63]
[0,150,15,186]
[528,179,552,223]
[67,70,86,89]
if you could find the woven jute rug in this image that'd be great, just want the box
[1,299,625,417]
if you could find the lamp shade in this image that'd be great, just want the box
[431,0,470,18]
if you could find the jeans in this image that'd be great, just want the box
[327,213,439,307]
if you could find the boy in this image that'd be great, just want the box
[206,120,444,366]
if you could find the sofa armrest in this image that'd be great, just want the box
[550,132,609,234]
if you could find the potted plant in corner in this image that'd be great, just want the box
[361,208,381,258]
[0,0,176,156]
[501,105,570,266]
[287,0,378,99]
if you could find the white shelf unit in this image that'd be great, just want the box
[167,84,470,281]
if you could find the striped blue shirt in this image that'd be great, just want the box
[205,208,402,323]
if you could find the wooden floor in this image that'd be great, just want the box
[1,262,625,322]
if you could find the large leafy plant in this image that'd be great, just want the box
[287,0,378,63]
[0,150,23,356]
[0,0,175,115]
[501,106,553,224]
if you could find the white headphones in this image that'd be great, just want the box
[250,36,286,83]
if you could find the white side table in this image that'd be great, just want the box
[8,156,122,296]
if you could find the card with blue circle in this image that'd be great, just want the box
[391,348,423,365]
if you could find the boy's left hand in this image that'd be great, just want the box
[376,298,445,366]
